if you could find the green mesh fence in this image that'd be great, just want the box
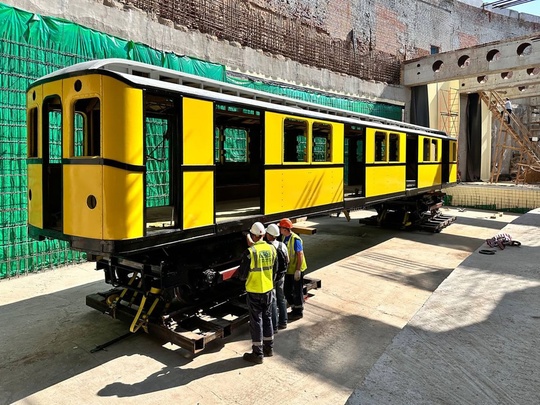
[0,3,403,279]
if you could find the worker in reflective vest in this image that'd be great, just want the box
[279,218,307,321]
[238,221,277,364]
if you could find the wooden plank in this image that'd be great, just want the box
[292,226,317,235]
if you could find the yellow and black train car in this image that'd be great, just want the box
[26,59,457,303]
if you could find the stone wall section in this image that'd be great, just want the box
[3,0,540,108]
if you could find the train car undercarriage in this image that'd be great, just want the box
[85,231,321,353]
[358,191,456,232]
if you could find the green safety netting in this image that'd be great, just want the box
[0,3,402,279]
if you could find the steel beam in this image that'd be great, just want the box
[403,34,540,87]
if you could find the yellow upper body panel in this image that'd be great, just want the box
[102,76,143,165]
[365,128,406,164]
[183,98,214,166]
[265,112,344,165]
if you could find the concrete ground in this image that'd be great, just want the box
[347,208,540,405]
[0,207,529,405]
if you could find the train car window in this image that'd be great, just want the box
[215,127,221,163]
[431,139,438,161]
[27,107,38,158]
[374,131,387,162]
[222,127,248,163]
[312,122,332,162]
[423,138,431,161]
[43,96,62,163]
[389,133,400,162]
[284,118,307,163]
[73,98,101,157]
[451,142,457,162]
[356,139,364,162]
[145,116,170,207]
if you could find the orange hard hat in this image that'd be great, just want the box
[278,218,293,229]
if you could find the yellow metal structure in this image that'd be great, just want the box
[265,167,343,214]
[27,62,456,256]
[61,75,145,240]
[264,112,344,214]
[182,98,214,229]
[365,166,406,197]
[449,140,458,183]
[364,128,406,197]
[418,136,442,188]
[27,164,43,228]
[264,112,344,165]
[63,165,104,239]
[183,171,214,228]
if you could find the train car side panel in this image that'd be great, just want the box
[63,165,103,239]
[264,112,283,165]
[418,164,442,188]
[102,77,143,166]
[183,98,214,166]
[450,163,458,183]
[182,97,214,229]
[61,75,102,158]
[264,167,343,214]
[27,164,43,228]
[183,171,214,228]
[27,86,43,228]
[418,136,442,188]
[329,122,345,165]
[103,167,144,240]
[449,140,458,183]
[365,166,406,197]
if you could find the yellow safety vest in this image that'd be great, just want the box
[285,232,307,275]
[245,240,276,293]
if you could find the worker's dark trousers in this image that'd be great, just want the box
[284,272,304,314]
[246,291,273,355]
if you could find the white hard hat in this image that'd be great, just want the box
[266,223,280,237]
[250,222,265,236]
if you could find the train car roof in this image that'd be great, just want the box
[29,58,452,139]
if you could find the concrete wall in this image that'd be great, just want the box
[4,0,540,111]
[248,0,540,57]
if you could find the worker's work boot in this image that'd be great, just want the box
[263,346,274,357]
[288,311,303,321]
[243,352,263,364]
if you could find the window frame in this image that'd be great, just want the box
[312,121,333,163]
[71,97,101,158]
[421,136,441,162]
[27,107,39,158]
[283,117,309,164]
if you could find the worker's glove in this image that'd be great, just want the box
[294,270,301,281]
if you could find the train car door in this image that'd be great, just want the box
[42,84,63,232]
[344,125,365,196]
[214,103,263,221]
[406,134,418,188]
[181,97,215,230]
[144,92,180,230]
[441,139,450,183]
